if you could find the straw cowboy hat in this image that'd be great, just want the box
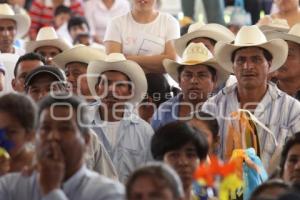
[0,3,30,38]
[214,25,288,74]
[52,44,106,69]
[87,53,147,105]
[265,23,300,45]
[175,22,235,56]
[258,18,290,33]
[25,27,71,53]
[163,42,230,88]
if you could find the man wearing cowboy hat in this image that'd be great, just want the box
[265,23,300,100]
[202,25,300,169]
[53,44,106,99]
[0,3,30,54]
[25,26,71,65]
[87,53,154,183]
[174,22,235,56]
[151,42,229,131]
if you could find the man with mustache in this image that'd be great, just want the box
[202,26,300,170]
[265,23,300,100]
[151,42,229,131]
[87,53,154,183]
[0,95,124,200]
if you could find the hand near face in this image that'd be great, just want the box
[38,142,65,195]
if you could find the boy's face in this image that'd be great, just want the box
[69,24,89,41]
[55,13,71,28]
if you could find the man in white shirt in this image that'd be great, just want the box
[202,26,300,170]
[0,95,124,200]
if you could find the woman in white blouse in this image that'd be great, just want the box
[104,0,180,73]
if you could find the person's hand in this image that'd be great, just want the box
[38,142,65,195]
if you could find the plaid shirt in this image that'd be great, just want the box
[202,82,300,169]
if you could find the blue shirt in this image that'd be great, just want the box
[92,108,154,183]
[0,165,124,200]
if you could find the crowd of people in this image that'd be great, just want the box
[0,0,300,200]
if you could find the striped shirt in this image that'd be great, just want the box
[28,0,84,40]
[202,83,300,168]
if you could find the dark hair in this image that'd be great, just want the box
[151,121,209,161]
[54,5,72,17]
[186,37,217,47]
[0,93,37,132]
[231,47,273,63]
[67,16,90,32]
[279,132,300,177]
[38,94,89,135]
[14,52,46,77]
[191,111,219,140]
[249,179,289,200]
[144,73,172,107]
[126,162,184,199]
[177,65,217,83]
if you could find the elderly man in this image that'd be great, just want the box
[202,25,300,169]
[24,27,71,65]
[12,52,45,92]
[87,53,154,182]
[151,42,229,131]
[0,95,124,200]
[53,44,106,100]
[266,23,300,100]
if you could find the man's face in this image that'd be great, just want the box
[0,19,16,52]
[129,175,175,200]
[69,24,89,41]
[179,65,216,104]
[188,37,215,54]
[65,62,89,96]
[36,106,87,176]
[283,144,300,183]
[27,74,61,102]
[163,142,199,190]
[96,71,132,108]
[0,111,33,158]
[233,47,271,90]
[12,60,43,92]
[35,46,61,65]
[275,41,300,82]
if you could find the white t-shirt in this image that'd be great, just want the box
[104,11,180,56]
[84,0,130,41]
[102,121,121,148]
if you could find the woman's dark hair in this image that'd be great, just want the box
[67,16,90,32]
[249,179,289,200]
[151,121,209,160]
[191,111,219,140]
[279,132,300,177]
[126,162,184,199]
[0,93,37,132]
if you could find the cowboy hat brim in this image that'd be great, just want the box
[214,38,288,74]
[53,46,106,69]
[0,13,30,38]
[87,60,147,105]
[265,31,300,45]
[174,24,235,56]
[25,38,71,53]
[163,58,230,88]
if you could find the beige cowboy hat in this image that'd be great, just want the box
[52,44,106,69]
[214,25,288,73]
[87,53,147,105]
[174,22,235,56]
[265,22,300,45]
[163,42,230,88]
[0,3,31,38]
[25,26,71,53]
[258,18,290,33]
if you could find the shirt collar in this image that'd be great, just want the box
[62,165,87,196]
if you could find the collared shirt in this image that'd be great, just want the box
[151,94,182,131]
[92,107,154,183]
[202,83,300,169]
[0,165,124,200]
